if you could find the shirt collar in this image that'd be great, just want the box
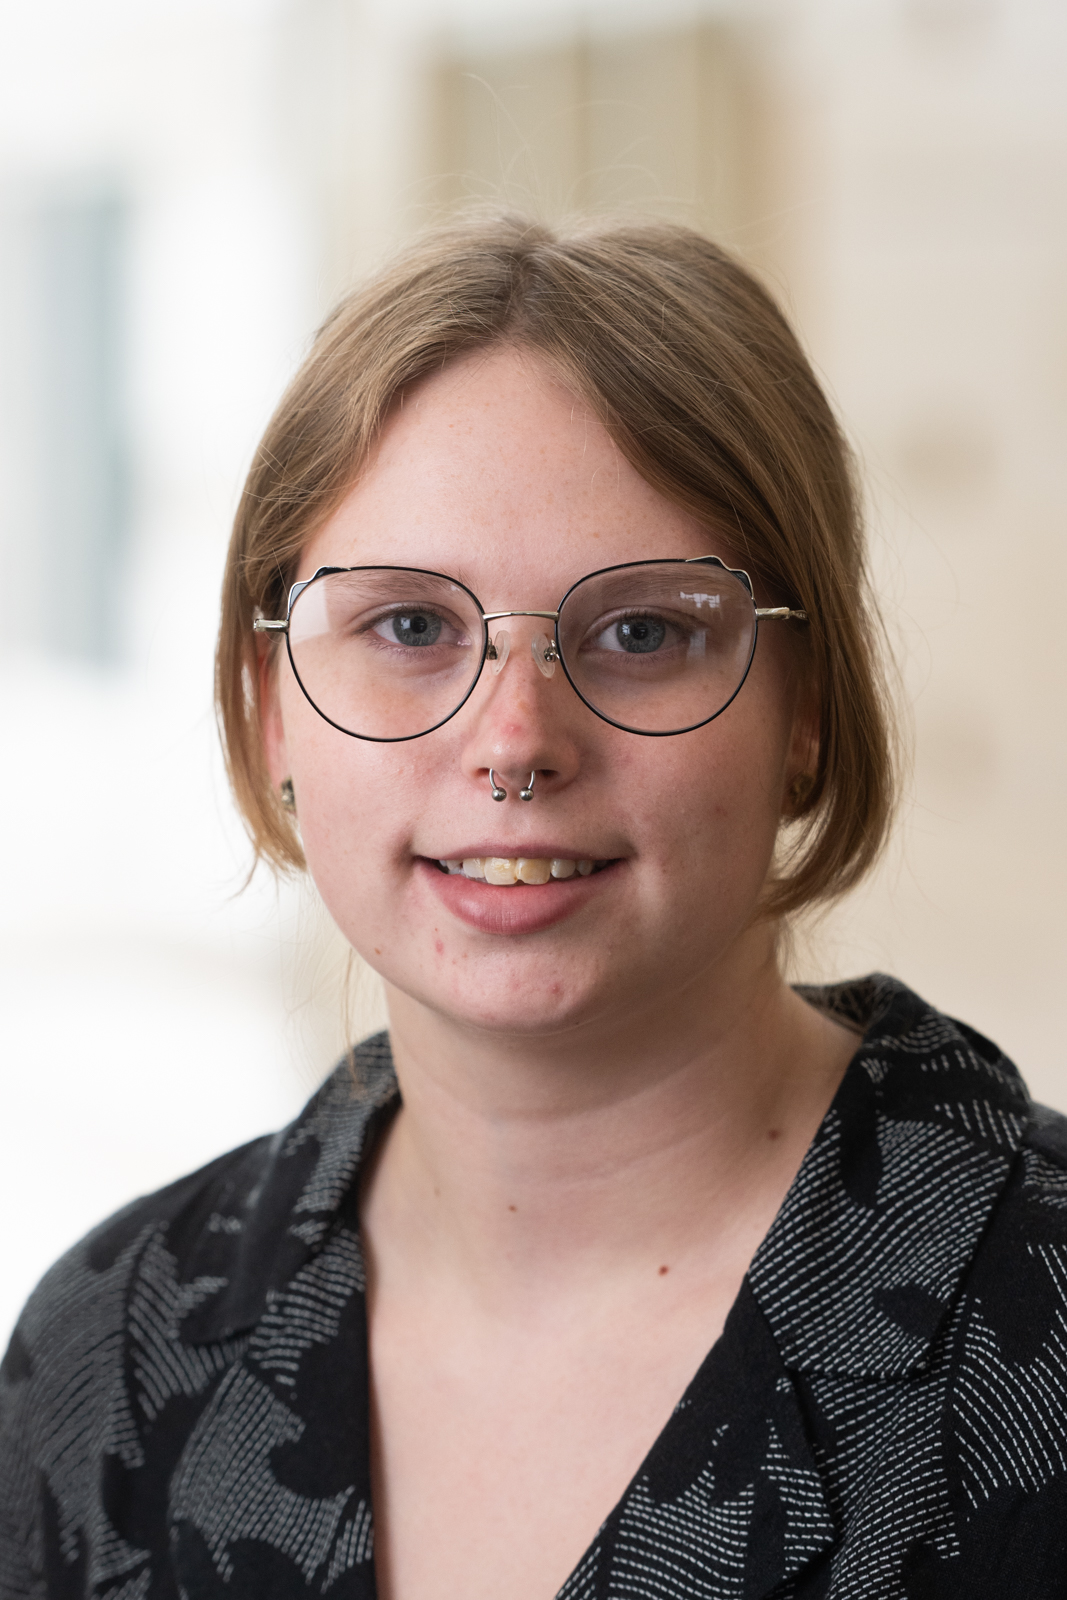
[182,975,1029,1373]
[180,1034,399,1345]
[749,974,1029,1377]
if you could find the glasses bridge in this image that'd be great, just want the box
[481,609,560,622]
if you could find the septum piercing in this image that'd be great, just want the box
[488,769,536,802]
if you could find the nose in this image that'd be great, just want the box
[460,617,581,798]
[485,627,559,681]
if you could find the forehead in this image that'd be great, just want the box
[297,347,717,590]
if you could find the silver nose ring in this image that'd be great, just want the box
[488,769,536,802]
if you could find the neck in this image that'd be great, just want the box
[363,926,856,1312]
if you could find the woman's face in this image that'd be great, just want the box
[262,347,812,1038]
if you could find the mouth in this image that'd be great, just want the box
[432,855,614,885]
[416,851,621,935]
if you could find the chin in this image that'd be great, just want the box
[447,987,595,1038]
[400,955,619,1039]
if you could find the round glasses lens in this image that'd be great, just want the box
[557,562,757,734]
[287,568,484,740]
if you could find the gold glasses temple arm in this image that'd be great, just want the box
[253,618,289,633]
[755,607,808,622]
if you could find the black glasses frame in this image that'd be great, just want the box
[252,555,808,742]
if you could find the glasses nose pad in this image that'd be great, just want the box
[531,633,557,678]
[488,630,511,675]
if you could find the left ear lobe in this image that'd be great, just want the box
[783,696,819,816]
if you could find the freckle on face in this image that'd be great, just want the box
[273,348,801,1040]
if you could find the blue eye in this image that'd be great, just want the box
[615,617,666,654]
[392,611,442,646]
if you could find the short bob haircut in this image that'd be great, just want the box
[217,214,895,919]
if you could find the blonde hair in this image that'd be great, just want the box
[217,215,895,916]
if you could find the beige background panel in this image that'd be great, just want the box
[430,25,747,235]
[418,10,1066,1103]
[432,45,589,214]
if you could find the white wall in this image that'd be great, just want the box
[0,0,387,1346]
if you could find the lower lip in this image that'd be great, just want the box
[416,858,618,935]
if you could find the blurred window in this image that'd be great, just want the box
[0,183,130,664]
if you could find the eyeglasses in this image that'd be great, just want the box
[253,557,807,741]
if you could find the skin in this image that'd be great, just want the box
[261,346,859,1600]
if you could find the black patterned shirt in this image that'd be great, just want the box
[3,976,1067,1598]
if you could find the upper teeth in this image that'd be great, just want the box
[440,857,599,883]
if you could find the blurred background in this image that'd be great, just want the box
[2,0,1065,1343]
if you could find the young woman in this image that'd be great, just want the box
[3,218,1065,1600]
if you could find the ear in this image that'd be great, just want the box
[782,680,820,816]
[258,640,290,789]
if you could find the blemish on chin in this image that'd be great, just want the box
[768,1128,781,1141]
[434,938,444,955]
[658,1265,670,1276]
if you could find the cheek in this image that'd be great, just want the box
[279,686,412,910]
[628,708,789,845]
[617,699,792,928]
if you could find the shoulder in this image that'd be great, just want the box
[974,1098,1067,1272]
[945,1096,1067,1388]
[898,1102,1067,1591]
[765,981,1067,1590]
[1024,1099,1067,1168]
[11,1031,397,1332]
[0,1132,277,1592]
[969,1097,1067,1268]
[0,1037,398,1580]
[3,1034,398,1391]
[0,1130,277,1452]
[4,1127,275,1358]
